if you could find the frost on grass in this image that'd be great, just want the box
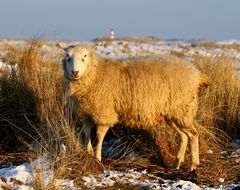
[1,150,239,189]
[0,155,78,190]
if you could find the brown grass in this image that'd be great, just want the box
[0,39,104,188]
[195,55,240,137]
[0,39,239,187]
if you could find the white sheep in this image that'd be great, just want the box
[56,42,210,171]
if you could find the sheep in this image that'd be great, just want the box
[56,41,210,171]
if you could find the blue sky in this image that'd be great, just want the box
[0,0,240,41]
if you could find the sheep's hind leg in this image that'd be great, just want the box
[182,124,200,171]
[83,121,94,155]
[96,125,110,161]
[170,121,188,169]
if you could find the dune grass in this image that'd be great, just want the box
[195,55,240,137]
[0,40,104,188]
[0,39,239,186]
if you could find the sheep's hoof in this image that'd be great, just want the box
[96,156,102,162]
[190,160,200,172]
[86,147,94,155]
[89,150,94,156]
[190,163,199,172]
[170,160,181,170]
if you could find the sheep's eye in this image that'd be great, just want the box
[81,58,85,62]
[65,54,71,61]
[84,54,87,58]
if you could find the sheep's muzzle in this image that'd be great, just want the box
[72,71,79,77]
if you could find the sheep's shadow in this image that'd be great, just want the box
[83,123,169,168]
[0,75,39,152]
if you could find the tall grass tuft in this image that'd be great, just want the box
[195,55,240,137]
[0,39,104,186]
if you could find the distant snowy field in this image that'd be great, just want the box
[1,38,240,75]
[0,38,239,189]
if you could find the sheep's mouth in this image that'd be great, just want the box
[69,71,81,80]
[65,73,81,81]
[71,75,81,80]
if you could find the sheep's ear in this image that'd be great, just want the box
[56,41,68,50]
[91,42,102,50]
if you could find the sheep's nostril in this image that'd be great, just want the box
[72,71,79,76]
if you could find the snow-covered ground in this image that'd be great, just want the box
[0,38,240,58]
[0,38,240,189]
[0,139,239,190]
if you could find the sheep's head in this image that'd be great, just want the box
[56,42,100,80]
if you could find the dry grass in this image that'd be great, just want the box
[0,39,103,188]
[195,55,240,137]
[0,39,239,187]
[191,42,240,52]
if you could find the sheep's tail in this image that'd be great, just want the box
[199,73,210,87]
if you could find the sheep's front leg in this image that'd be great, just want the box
[95,125,110,161]
[83,121,94,155]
